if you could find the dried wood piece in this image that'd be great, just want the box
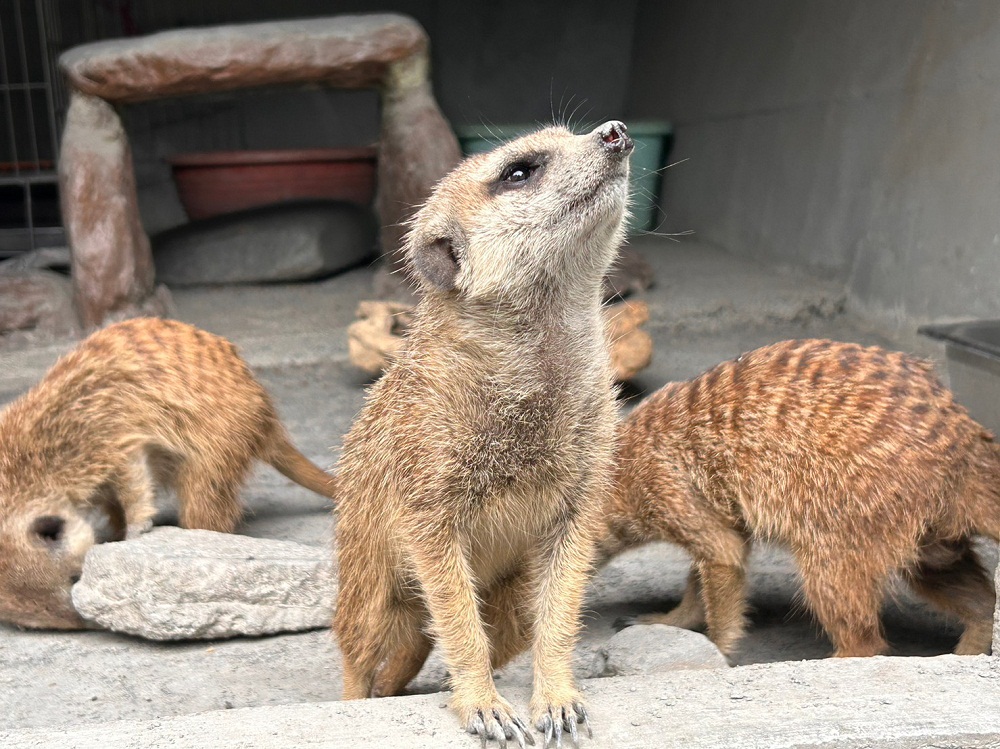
[348,299,653,382]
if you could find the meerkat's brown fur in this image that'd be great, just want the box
[599,339,999,659]
[0,317,334,630]
[333,122,633,747]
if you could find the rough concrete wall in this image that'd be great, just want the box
[428,0,636,129]
[626,0,1000,333]
[103,0,637,130]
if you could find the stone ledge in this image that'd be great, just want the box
[58,14,427,103]
[2,656,999,748]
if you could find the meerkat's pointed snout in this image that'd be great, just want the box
[596,120,633,155]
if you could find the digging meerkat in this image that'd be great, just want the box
[600,339,999,660]
[333,121,633,747]
[0,317,334,630]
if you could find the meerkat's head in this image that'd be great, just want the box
[0,493,125,630]
[405,120,633,306]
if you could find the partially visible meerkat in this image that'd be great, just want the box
[333,121,632,747]
[0,317,335,630]
[599,339,999,660]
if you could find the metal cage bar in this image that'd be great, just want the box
[0,0,64,255]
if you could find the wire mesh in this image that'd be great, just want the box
[0,0,65,255]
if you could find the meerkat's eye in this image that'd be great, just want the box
[496,154,545,190]
[501,162,535,183]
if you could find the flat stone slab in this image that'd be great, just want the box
[3,656,999,748]
[56,12,459,328]
[72,528,335,640]
[58,14,427,103]
[595,623,728,675]
[153,201,376,286]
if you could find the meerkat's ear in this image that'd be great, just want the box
[29,516,65,547]
[408,235,459,292]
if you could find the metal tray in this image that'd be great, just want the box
[920,320,1000,434]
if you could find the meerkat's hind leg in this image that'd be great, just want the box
[691,531,750,661]
[372,630,433,698]
[904,537,995,655]
[336,543,427,701]
[615,566,706,632]
[371,597,434,697]
[375,572,540,698]
[797,546,891,657]
[173,457,247,533]
[481,566,538,673]
[373,569,539,699]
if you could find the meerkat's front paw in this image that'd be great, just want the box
[125,519,154,539]
[458,695,534,749]
[612,615,639,632]
[531,692,591,748]
[954,619,993,655]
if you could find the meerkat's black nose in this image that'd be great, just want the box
[597,120,633,155]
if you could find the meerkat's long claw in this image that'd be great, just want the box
[510,724,526,749]
[537,714,554,747]
[577,703,592,740]
[515,716,535,746]
[491,710,508,749]
[469,713,488,749]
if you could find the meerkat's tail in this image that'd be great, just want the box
[268,434,337,501]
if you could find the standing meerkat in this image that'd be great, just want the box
[0,317,334,630]
[333,121,632,747]
[600,339,999,659]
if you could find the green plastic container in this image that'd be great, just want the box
[456,121,673,235]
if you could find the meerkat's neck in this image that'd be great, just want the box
[414,292,609,370]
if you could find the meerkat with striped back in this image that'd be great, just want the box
[0,318,334,630]
[600,339,999,659]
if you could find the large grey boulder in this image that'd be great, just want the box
[72,527,336,640]
[152,201,376,286]
[593,623,728,676]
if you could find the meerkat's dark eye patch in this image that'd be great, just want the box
[494,153,546,192]
[501,162,535,183]
[31,516,65,547]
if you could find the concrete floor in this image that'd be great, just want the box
[0,236,983,735]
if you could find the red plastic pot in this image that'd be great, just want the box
[168,147,377,221]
